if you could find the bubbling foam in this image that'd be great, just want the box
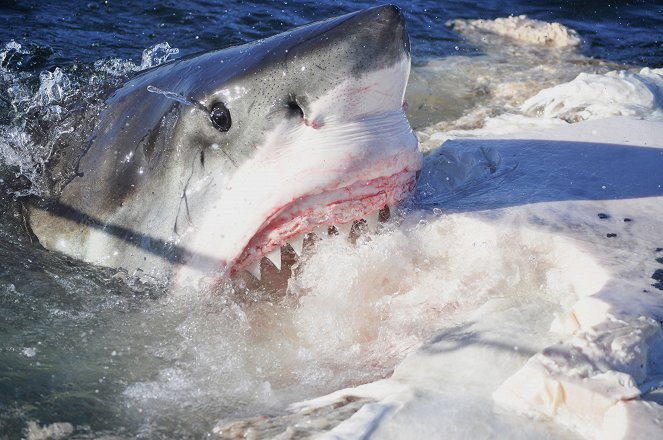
[121,211,605,435]
[448,15,581,48]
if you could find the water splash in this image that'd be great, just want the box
[94,42,179,76]
[0,42,180,198]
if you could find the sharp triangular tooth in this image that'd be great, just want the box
[246,261,261,280]
[313,225,329,239]
[265,247,281,270]
[336,222,353,236]
[288,234,305,255]
[365,211,379,231]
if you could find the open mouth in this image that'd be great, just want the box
[232,167,419,278]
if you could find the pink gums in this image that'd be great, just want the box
[231,168,418,273]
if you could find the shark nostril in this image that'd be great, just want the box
[287,99,304,119]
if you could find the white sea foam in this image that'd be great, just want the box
[25,421,73,440]
[449,15,581,48]
[411,17,663,151]
[124,211,602,436]
[0,40,28,81]
[0,65,77,195]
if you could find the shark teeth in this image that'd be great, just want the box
[365,210,380,232]
[243,205,393,280]
[246,260,261,280]
[313,225,329,238]
[335,222,353,236]
[288,234,305,255]
[264,247,281,270]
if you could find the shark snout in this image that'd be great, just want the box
[354,4,410,55]
[282,4,410,80]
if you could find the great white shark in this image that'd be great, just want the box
[28,5,422,284]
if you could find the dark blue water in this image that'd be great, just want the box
[2,0,662,72]
[1,1,662,439]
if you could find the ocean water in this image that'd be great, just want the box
[1,1,662,439]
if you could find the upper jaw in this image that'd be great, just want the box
[224,103,421,276]
[181,108,420,280]
[232,153,421,274]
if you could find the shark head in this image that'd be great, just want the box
[29,5,422,282]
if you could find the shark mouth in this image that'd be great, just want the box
[231,167,419,279]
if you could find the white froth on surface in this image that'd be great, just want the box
[293,213,600,361]
[0,40,77,195]
[25,421,74,440]
[449,15,581,48]
[126,210,601,437]
[407,54,598,139]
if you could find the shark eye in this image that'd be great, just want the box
[210,103,232,132]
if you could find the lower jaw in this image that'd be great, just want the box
[231,171,418,276]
